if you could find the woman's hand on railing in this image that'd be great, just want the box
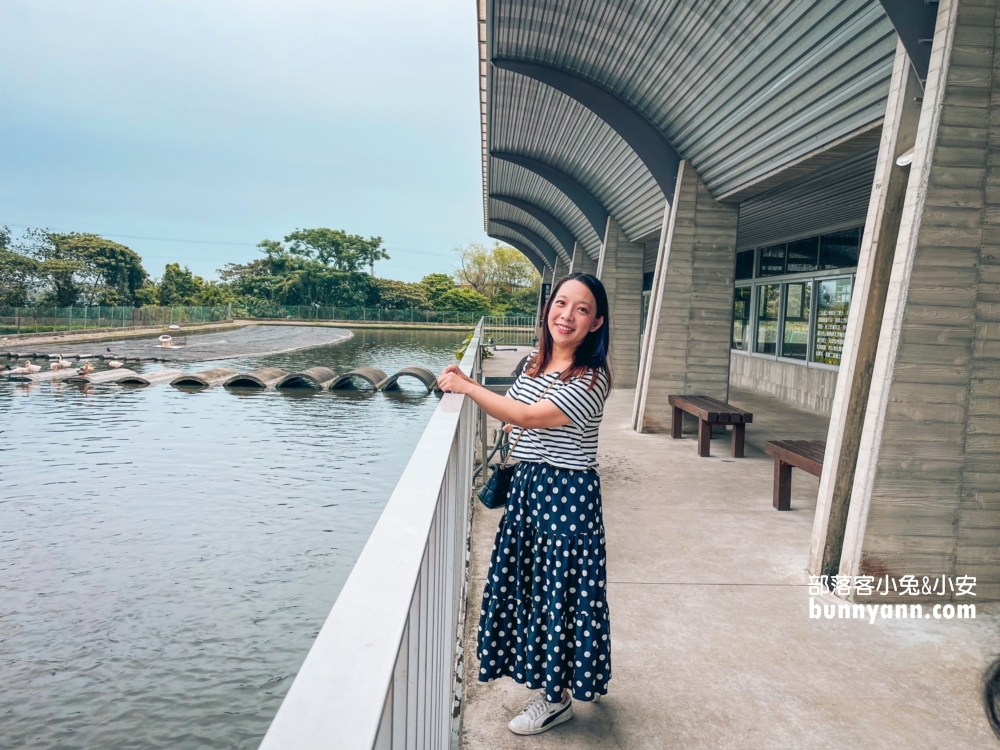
[437,363,476,395]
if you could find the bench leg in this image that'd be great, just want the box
[671,406,683,439]
[773,459,792,511]
[697,419,711,457]
[731,423,745,458]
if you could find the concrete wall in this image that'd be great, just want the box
[596,216,644,388]
[729,353,839,415]
[633,161,739,432]
[570,241,598,275]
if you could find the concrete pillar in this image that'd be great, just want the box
[632,160,739,432]
[552,255,568,283]
[839,0,1000,601]
[808,41,922,579]
[596,216,644,388]
[570,241,597,275]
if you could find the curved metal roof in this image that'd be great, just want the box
[480,0,897,266]
[488,157,603,259]
[488,221,552,273]
[488,196,570,264]
[490,68,665,243]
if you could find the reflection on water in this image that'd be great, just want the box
[0,329,465,749]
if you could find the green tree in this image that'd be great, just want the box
[373,277,428,309]
[157,263,205,305]
[284,228,388,274]
[454,241,538,305]
[435,287,491,316]
[0,226,40,306]
[22,230,148,306]
[420,273,455,308]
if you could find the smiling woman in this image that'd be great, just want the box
[437,273,613,736]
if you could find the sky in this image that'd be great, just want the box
[0,0,489,282]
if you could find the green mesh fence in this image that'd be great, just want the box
[0,306,233,335]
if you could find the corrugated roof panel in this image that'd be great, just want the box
[488,221,552,269]
[488,197,570,263]
[736,149,878,249]
[491,0,895,198]
[490,68,665,241]
[489,158,603,259]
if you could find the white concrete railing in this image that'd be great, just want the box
[259,321,483,750]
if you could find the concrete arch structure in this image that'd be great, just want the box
[170,368,238,388]
[223,367,288,389]
[489,219,558,268]
[377,366,439,393]
[118,369,185,387]
[491,153,608,243]
[493,57,682,199]
[488,232,548,274]
[489,157,603,259]
[488,197,570,264]
[330,367,389,391]
[276,367,338,391]
[490,194,577,259]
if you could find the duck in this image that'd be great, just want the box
[50,355,70,371]
[108,358,124,369]
[79,362,95,376]
[24,361,41,374]
[5,364,28,376]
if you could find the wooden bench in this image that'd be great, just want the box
[667,395,754,458]
[764,440,826,511]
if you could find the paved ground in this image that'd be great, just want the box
[460,355,1000,748]
[11,324,353,363]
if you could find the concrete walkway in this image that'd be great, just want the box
[460,365,1000,747]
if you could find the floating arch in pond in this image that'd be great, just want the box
[276,366,338,391]
[170,368,238,389]
[329,367,389,391]
[223,367,288,389]
[66,368,139,385]
[377,366,439,393]
[118,369,185,387]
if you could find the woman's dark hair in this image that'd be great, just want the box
[525,272,612,388]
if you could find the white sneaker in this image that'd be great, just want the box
[508,692,573,736]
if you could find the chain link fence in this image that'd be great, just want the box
[242,304,535,327]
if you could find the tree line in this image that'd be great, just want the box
[0,226,541,317]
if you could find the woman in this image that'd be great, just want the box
[437,273,612,736]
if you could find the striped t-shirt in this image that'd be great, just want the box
[506,364,610,470]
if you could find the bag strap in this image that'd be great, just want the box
[499,376,557,469]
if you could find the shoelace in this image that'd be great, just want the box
[523,694,551,721]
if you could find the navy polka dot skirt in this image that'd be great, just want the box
[477,461,610,702]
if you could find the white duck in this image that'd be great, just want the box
[5,364,28,376]
[24,361,41,374]
[50,355,70,371]
[108,358,124,369]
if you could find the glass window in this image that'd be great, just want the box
[786,237,818,274]
[732,286,752,350]
[813,277,853,365]
[758,244,786,277]
[735,249,754,280]
[754,284,780,354]
[819,228,861,270]
[781,281,811,360]
[640,291,651,337]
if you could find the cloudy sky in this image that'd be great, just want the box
[0,1,487,281]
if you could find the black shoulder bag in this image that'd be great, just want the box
[477,379,554,509]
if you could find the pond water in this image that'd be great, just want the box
[0,328,466,749]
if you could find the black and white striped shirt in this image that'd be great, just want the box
[506,364,609,470]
